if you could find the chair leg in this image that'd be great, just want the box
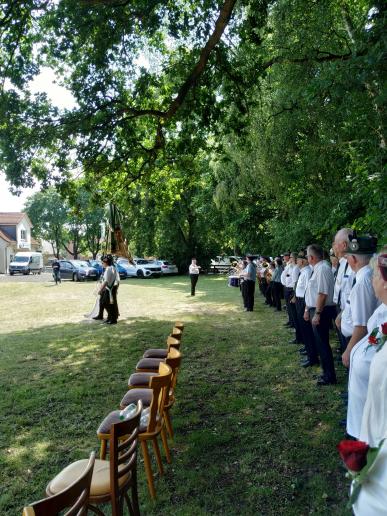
[100,438,107,460]
[131,469,141,516]
[151,438,164,476]
[124,492,134,516]
[164,410,174,440]
[140,441,156,499]
[160,426,172,464]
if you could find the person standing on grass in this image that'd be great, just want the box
[94,254,120,324]
[189,258,200,296]
[241,255,256,312]
[52,258,61,284]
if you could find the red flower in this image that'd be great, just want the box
[337,440,369,472]
[382,323,387,336]
[368,335,378,345]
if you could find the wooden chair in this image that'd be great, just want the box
[170,326,182,341]
[126,348,182,439]
[22,452,95,516]
[142,335,181,359]
[47,402,142,516]
[174,321,184,331]
[98,364,172,499]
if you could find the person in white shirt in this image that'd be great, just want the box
[281,251,296,328]
[332,228,354,352]
[189,258,200,296]
[340,235,378,368]
[304,244,336,385]
[351,250,387,515]
[294,251,318,367]
[95,254,120,324]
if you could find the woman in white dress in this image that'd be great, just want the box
[352,251,387,515]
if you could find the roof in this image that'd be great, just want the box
[0,229,15,243]
[0,212,33,227]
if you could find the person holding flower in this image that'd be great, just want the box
[338,250,387,515]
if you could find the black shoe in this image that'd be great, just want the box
[93,316,104,320]
[301,359,319,368]
[317,377,337,386]
[106,320,117,325]
[299,350,308,356]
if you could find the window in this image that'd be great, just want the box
[20,229,27,241]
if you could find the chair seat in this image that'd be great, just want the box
[120,389,152,413]
[128,372,159,387]
[136,358,164,371]
[143,349,168,359]
[47,459,130,498]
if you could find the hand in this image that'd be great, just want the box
[312,313,320,326]
[342,349,350,368]
[304,310,310,322]
[335,316,341,330]
[290,296,296,304]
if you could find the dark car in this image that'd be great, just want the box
[59,260,99,281]
[88,259,103,278]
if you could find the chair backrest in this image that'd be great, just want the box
[146,363,172,433]
[165,347,182,393]
[22,452,95,516]
[174,321,184,331]
[166,335,181,351]
[170,327,182,341]
[110,400,142,516]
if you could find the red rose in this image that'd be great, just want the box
[368,335,378,345]
[337,440,369,472]
[382,323,387,336]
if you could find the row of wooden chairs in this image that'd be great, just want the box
[97,322,184,499]
[22,321,184,514]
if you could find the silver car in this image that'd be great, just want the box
[156,260,178,275]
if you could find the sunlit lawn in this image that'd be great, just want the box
[0,275,350,515]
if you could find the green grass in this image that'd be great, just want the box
[0,275,351,515]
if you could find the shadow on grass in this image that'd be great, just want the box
[0,309,351,515]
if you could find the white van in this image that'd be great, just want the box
[9,252,44,275]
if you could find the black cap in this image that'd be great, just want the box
[283,251,290,257]
[346,235,377,255]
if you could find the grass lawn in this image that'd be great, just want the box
[0,275,351,515]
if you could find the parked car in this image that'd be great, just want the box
[115,262,128,279]
[59,260,98,281]
[117,258,161,278]
[9,252,43,275]
[155,260,178,275]
[88,260,103,278]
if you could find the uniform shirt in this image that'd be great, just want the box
[281,263,295,288]
[333,257,354,310]
[305,260,334,308]
[244,262,256,282]
[295,265,312,298]
[189,263,200,275]
[341,265,379,338]
[291,265,300,288]
[272,265,283,283]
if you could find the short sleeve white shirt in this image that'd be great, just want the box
[291,265,300,288]
[305,260,334,308]
[281,263,294,288]
[295,265,312,298]
[341,265,379,338]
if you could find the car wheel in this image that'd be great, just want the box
[9,271,14,276]
[73,273,77,281]
[137,270,144,278]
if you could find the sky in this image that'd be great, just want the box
[0,68,76,213]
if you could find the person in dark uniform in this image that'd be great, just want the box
[52,258,61,285]
[241,255,257,312]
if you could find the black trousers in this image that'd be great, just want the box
[240,280,247,308]
[265,281,273,306]
[272,282,282,311]
[190,274,199,296]
[289,298,302,343]
[284,287,295,326]
[244,280,256,311]
[309,306,337,383]
[99,286,119,322]
[296,298,319,364]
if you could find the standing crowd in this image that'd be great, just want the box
[236,229,386,514]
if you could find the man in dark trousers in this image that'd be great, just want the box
[241,255,257,311]
[52,258,61,284]
[189,258,200,296]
